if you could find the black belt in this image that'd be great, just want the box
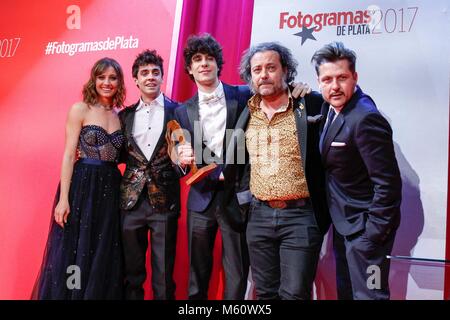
[77,158,118,167]
[256,198,310,209]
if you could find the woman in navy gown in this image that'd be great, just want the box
[32,57,126,299]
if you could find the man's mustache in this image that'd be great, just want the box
[258,80,274,86]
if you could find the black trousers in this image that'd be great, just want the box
[121,190,178,300]
[333,227,396,300]
[187,189,249,300]
[246,198,323,300]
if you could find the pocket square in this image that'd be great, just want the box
[331,141,346,147]
[307,114,323,124]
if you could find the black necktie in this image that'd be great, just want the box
[320,108,336,151]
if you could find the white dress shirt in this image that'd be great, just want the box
[133,93,165,161]
[198,81,227,158]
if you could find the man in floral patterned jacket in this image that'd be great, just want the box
[119,49,180,300]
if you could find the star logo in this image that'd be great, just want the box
[294,26,317,45]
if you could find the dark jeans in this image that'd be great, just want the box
[188,189,249,300]
[246,198,323,300]
[333,227,396,300]
[121,190,178,300]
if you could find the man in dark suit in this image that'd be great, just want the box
[233,42,330,300]
[311,42,402,300]
[119,49,180,300]
[173,33,251,300]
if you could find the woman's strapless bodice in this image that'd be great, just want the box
[78,125,124,162]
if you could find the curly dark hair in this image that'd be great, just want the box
[183,33,224,81]
[311,41,356,76]
[132,49,164,78]
[239,42,298,87]
[82,57,126,107]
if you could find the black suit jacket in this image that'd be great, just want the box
[320,86,402,244]
[229,91,331,234]
[174,83,251,229]
[119,96,180,213]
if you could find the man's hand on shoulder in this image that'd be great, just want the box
[291,81,312,98]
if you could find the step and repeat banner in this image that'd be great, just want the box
[0,0,179,299]
[251,0,449,299]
